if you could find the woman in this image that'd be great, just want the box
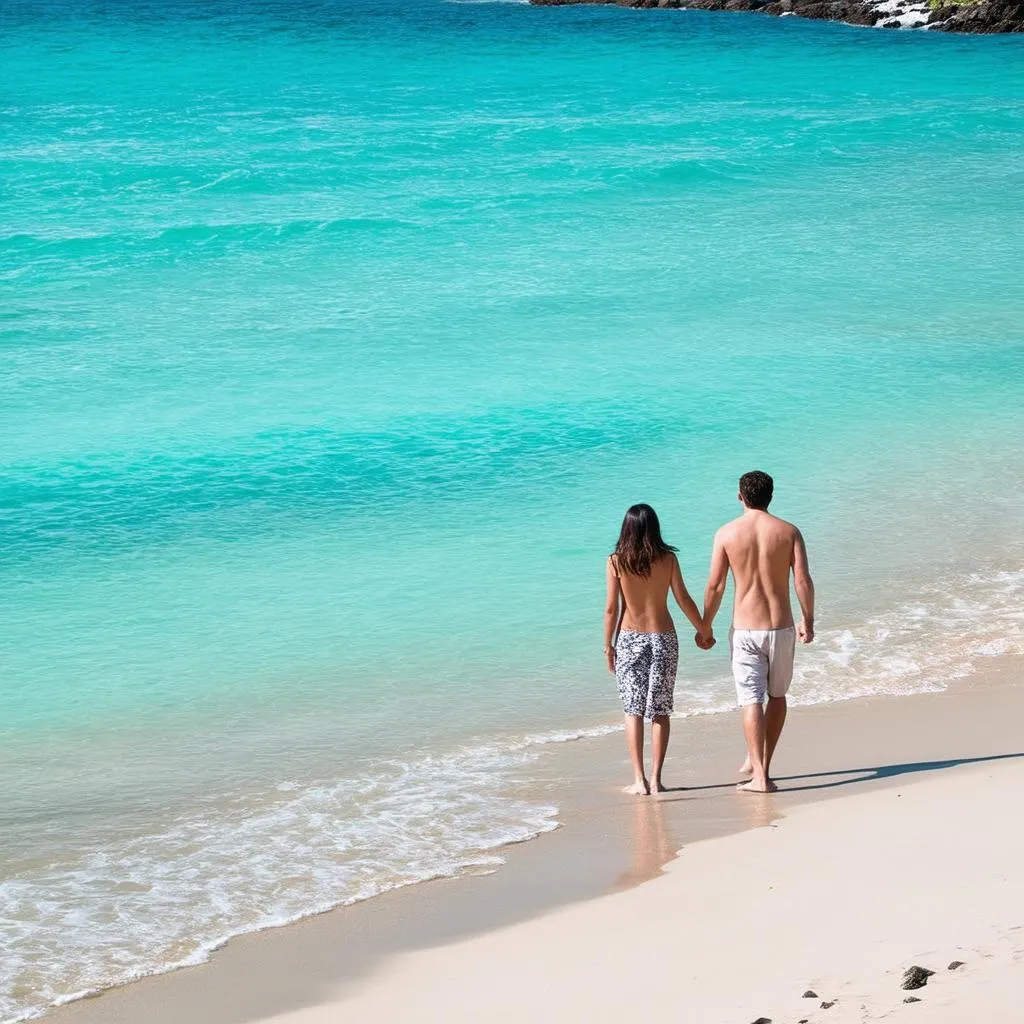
[604,504,712,795]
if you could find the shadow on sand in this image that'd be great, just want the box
[679,751,1024,794]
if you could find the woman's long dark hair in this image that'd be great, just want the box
[612,504,677,578]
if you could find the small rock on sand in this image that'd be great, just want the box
[820,1001,835,1009]
[751,1018,772,1024]
[948,960,965,970]
[802,990,818,998]
[904,996,922,1004]
[901,966,935,990]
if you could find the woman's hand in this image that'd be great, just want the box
[605,645,616,673]
[694,629,716,651]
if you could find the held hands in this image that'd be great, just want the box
[694,627,715,651]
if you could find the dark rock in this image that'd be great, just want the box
[529,0,1024,32]
[929,0,1024,30]
[902,966,935,991]
[904,996,922,1004]
[751,1018,772,1023]
[948,960,965,970]
[820,1002,835,1009]
[802,990,818,999]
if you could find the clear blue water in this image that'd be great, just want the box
[2,1,1023,1018]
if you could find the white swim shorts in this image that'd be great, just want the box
[729,626,796,706]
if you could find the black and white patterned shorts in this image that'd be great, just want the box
[615,629,678,720]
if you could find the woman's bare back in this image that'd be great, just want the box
[613,553,676,633]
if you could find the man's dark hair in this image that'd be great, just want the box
[739,470,774,510]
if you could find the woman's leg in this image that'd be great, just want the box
[623,714,649,795]
[651,714,670,793]
[617,633,649,795]
[648,632,678,793]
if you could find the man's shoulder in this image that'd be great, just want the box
[715,516,751,550]
[767,514,802,542]
[773,514,801,534]
[715,517,744,540]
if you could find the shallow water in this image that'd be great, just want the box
[2,1,1023,1019]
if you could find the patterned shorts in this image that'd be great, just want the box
[615,629,679,720]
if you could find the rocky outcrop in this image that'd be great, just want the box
[930,0,1024,31]
[529,0,1024,32]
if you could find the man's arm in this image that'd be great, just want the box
[603,556,623,672]
[702,530,730,637]
[792,528,815,643]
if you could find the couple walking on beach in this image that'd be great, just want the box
[603,471,815,796]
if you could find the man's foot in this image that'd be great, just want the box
[651,778,669,794]
[623,779,650,796]
[738,757,753,779]
[737,777,777,793]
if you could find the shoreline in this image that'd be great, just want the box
[265,736,1024,1023]
[46,654,1024,1024]
[529,0,1024,34]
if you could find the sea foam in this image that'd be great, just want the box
[0,745,557,1023]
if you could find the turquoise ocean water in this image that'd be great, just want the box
[2,1,1023,1018]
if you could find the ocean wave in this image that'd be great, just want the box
[0,745,557,1024]
[787,569,1024,706]
[0,215,423,253]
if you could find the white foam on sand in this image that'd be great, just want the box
[790,568,1024,706]
[0,745,558,1024]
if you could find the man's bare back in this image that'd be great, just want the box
[713,511,808,632]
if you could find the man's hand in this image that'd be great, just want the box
[694,630,715,651]
[798,619,814,644]
[605,646,616,673]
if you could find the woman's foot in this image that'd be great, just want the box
[738,757,753,779]
[651,778,669,794]
[623,778,650,796]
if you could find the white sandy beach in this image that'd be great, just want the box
[262,756,1023,1024]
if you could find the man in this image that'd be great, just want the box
[702,471,815,793]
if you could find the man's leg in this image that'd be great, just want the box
[763,696,788,782]
[651,715,670,794]
[737,702,776,793]
[740,696,787,779]
[623,714,649,795]
[733,631,759,779]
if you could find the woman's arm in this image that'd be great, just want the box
[672,555,714,647]
[604,557,622,673]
